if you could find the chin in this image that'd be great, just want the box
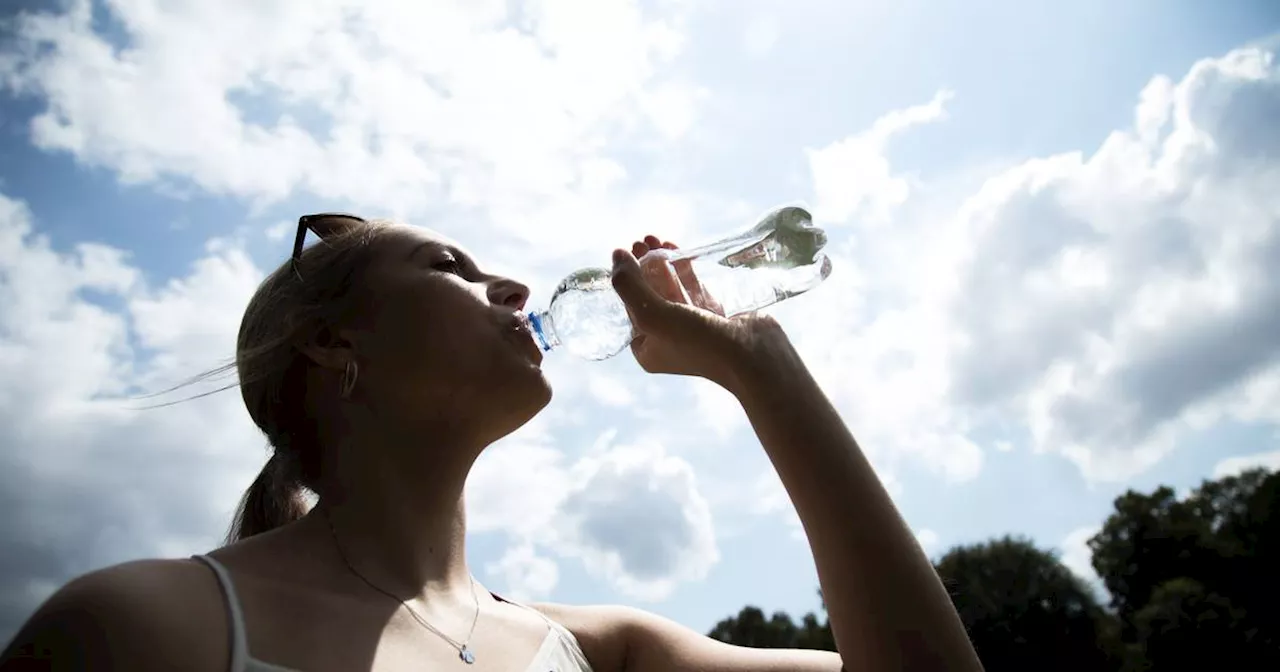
[523,371,554,415]
[500,366,554,426]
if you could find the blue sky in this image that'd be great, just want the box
[2,0,1279,640]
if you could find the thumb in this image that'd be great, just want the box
[611,249,672,329]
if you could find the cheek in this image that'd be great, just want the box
[368,294,500,387]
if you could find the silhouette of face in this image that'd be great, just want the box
[338,225,550,448]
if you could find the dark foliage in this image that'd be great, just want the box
[708,467,1280,671]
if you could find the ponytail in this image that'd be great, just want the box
[226,451,308,544]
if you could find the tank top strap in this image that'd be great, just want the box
[490,592,595,670]
[192,554,250,672]
[491,591,554,624]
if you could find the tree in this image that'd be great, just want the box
[706,467,1280,670]
[1189,468,1280,652]
[1131,578,1249,670]
[935,536,1117,672]
[1090,468,1280,668]
[1087,486,1215,631]
[707,605,835,650]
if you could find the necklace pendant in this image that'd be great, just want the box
[459,645,476,665]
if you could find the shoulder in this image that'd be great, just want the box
[2,558,230,672]
[532,603,842,672]
[528,602,632,669]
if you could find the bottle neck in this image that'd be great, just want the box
[528,310,560,352]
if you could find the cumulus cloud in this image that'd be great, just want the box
[483,543,560,602]
[471,424,724,601]
[553,438,718,601]
[586,372,638,408]
[470,428,720,602]
[948,47,1280,481]
[0,0,703,261]
[0,193,266,640]
[783,238,984,486]
[1213,449,1280,478]
[1060,525,1103,596]
[807,89,953,226]
[688,45,1280,518]
[744,47,1280,493]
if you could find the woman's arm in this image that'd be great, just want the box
[602,244,982,672]
[727,325,981,671]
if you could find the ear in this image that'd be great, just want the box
[296,323,357,372]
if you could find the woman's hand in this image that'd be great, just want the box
[610,236,787,393]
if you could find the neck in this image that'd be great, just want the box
[313,429,480,601]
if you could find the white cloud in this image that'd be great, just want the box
[1060,525,1103,596]
[755,46,1280,493]
[915,529,940,554]
[1213,449,1280,478]
[0,192,266,638]
[586,373,638,407]
[553,438,719,601]
[806,90,952,225]
[741,45,1280,491]
[778,241,983,485]
[691,377,744,440]
[745,462,903,543]
[748,470,803,540]
[0,0,702,261]
[468,423,721,602]
[264,220,292,241]
[128,239,264,379]
[467,423,574,537]
[946,47,1280,481]
[484,542,560,602]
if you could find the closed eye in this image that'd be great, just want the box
[433,257,463,275]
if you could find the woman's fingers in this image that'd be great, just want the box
[611,249,676,332]
[625,235,723,317]
[653,238,726,317]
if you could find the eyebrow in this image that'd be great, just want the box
[407,241,438,262]
[408,241,478,270]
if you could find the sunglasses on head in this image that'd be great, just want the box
[291,213,367,278]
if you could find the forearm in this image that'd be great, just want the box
[728,332,981,672]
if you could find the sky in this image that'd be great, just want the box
[2,0,1280,644]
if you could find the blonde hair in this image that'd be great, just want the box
[225,218,394,542]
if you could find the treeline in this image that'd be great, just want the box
[708,468,1280,670]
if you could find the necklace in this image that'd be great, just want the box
[323,511,481,665]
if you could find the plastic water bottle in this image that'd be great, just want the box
[526,205,832,361]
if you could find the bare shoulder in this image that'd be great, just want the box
[528,602,630,670]
[1,558,229,672]
[532,602,842,672]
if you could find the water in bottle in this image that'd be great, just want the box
[526,205,832,360]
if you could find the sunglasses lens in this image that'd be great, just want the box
[307,214,365,240]
[293,214,366,266]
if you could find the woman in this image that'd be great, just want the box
[2,215,981,671]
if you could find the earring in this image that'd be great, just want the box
[340,360,359,399]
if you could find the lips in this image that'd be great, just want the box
[509,311,543,364]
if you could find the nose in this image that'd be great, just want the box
[489,277,530,311]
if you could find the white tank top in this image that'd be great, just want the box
[193,555,594,672]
